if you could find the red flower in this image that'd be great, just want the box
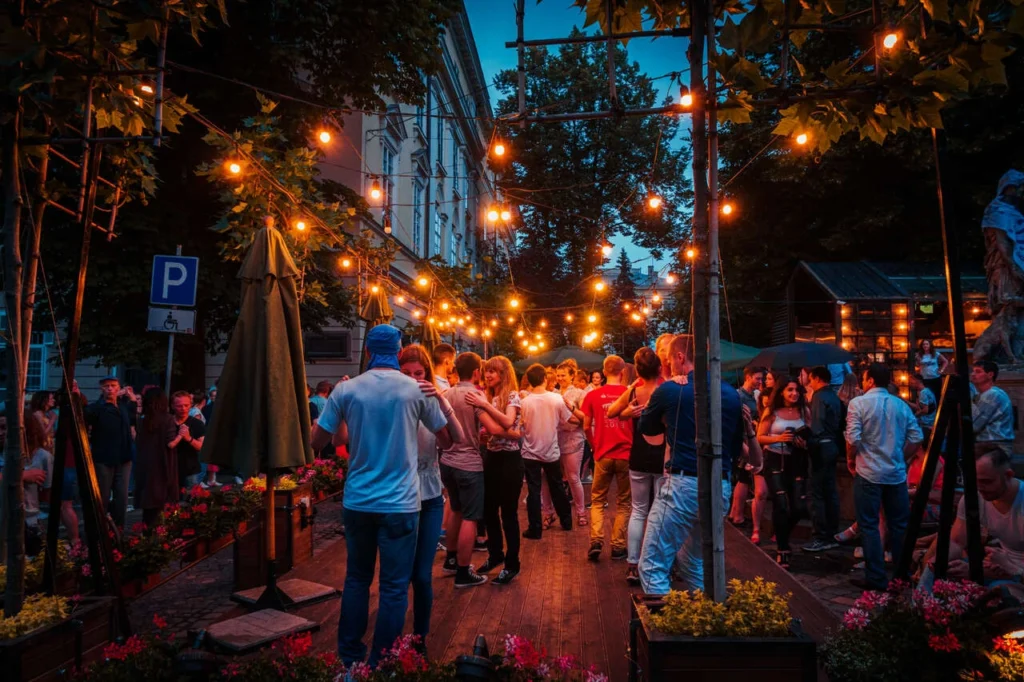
[131,522,148,534]
[928,631,961,652]
[153,614,167,629]
[103,635,146,661]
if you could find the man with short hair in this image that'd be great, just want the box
[581,355,633,561]
[846,362,924,590]
[432,343,457,392]
[803,365,843,553]
[439,352,489,587]
[521,364,574,538]
[907,373,937,436]
[85,376,136,528]
[170,390,206,489]
[310,381,332,416]
[312,324,451,667]
[971,360,1014,449]
[638,335,760,593]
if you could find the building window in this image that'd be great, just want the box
[435,97,445,168]
[433,210,443,258]
[449,230,458,265]
[412,182,424,256]
[0,311,53,393]
[304,330,353,362]
[452,151,460,196]
[450,126,458,178]
[382,144,396,227]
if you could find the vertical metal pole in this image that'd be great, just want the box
[164,244,181,395]
[605,0,617,104]
[516,0,526,129]
[689,0,714,599]
[152,7,168,147]
[931,128,983,581]
[706,0,726,602]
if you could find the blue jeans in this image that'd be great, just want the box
[638,474,731,594]
[95,461,132,528]
[412,495,444,639]
[337,507,419,667]
[854,476,909,589]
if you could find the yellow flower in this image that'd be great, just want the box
[0,595,70,640]
[645,579,792,638]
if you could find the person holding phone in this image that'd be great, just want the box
[756,377,810,569]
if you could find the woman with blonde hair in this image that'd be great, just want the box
[398,343,464,637]
[467,356,525,584]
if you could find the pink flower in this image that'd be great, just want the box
[346,662,372,681]
[853,590,891,611]
[928,631,961,652]
[81,563,92,577]
[842,607,870,630]
[131,522,148,534]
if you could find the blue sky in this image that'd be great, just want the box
[463,0,685,271]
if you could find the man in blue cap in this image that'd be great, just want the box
[312,324,459,667]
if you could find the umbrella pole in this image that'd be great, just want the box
[255,472,294,610]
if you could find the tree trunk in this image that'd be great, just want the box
[2,103,28,618]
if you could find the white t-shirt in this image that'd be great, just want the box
[521,391,571,463]
[25,448,54,526]
[957,480,1024,562]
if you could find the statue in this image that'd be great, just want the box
[974,170,1024,364]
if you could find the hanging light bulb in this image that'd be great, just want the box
[540,320,548,328]
[417,276,429,287]
[882,31,900,50]
[521,339,529,348]
[493,142,506,157]
[685,248,697,260]
[642,306,651,315]
[652,294,662,303]
[517,330,525,338]
[500,208,512,222]
[413,310,422,319]
[721,202,734,216]
[539,341,546,349]
[428,317,436,324]
[487,207,500,222]
[139,83,155,94]
[509,297,520,309]
[679,85,693,108]
[483,329,492,338]
[588,314,597,324]
[369,179,382,201]
[370,284,380,293]
[468,327,477,336]
[227,161,242,175]
[340,257,352,268]
[395,295,405,305]
[441,302,450,311]
[507,315,515,324]
[665,273,677,285]
[795,133,809,146]
[631,313,642,322]
[490,320,498,327]
[624,303,631,310]
[294,219,307,231]
[529,345,538,352]
[648,195,663,210]
[594,281,606,292]
[565,313,574,323]
[317,130,332,144]
[600,243,613,257]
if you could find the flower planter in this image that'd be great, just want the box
[182,539,209,563]
[629,594,817,682]
[235,521,248,536]
[314,490,326,503]
[208,534,233,554]
[233,483,315,591]
[0,596,115,682]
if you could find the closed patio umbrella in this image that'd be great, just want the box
[358,286,393,373]
[420,321,442,352]
[201,219,314,609]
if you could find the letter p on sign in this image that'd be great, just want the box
[150,255,199,307]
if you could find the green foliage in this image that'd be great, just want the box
[571,0,1023,151]
[646,577,793,637]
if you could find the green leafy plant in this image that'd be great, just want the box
[646,577,792,637]
[119,525,184,583]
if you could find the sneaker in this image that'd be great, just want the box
[611,548,627,561]
[455,569,488,589]
[584,501,593,510]
[233,476,244,485]
[208,480,223,488]
[625,565,640,585]
[473,539,489,552]
[803,539,839,553]
[522,528,542,540]
[493,568,520,585]
[854,546,864,559]
[436,542,446,553]
[587,542,602,561]
[442,556,459,575]
[478,557,504,574]
[199,482,210,489]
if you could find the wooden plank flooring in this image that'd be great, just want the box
[222,480,838,682]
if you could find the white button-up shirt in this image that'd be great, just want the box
[846,388,923,485]
[973,385,1015,443]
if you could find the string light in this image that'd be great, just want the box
[509,297,520,309]
[413,310,422,319]
[600,243,613,257]
[396,295,405,304]
[565,313,574,322]
[795,133,809,146]
[468,327,477,336]
[428,317,436,324]
[882,31,900,50]
[529,345,538,352]
[971,305,981,315]
[340,257,352,268]
[623,303,631,310]
[441,302,450,311]
[294,219,307,231]
[631,313,642,322]
[642,306,651,315]
[540,320,548,328]
[679,85,693,108]
[588,314,597,324]
[685,248,697,260]
[665,274,677,285]
[594,281,606,292]
[370,284,380,293]
[317,130,332,144]
[492,142,506,157]
[652,294,662,303]
[483,329,492,338]
[417,277,429,287]
[500,209,512,222]
[369,179,382,201]
[227,161,242,175]
[507,315,515,323]
[487,208,499,222]
[539,341,546,349]
[721,202,734,216]
[647,195,663,210]
[517,330,525,338]
[490,320,498,327]
[140,84,154,94]
[521,339,529,347]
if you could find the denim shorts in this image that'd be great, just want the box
[62,468,78,502]
[439,464,485,521]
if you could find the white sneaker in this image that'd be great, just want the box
[208,480,222,487]
[200,482,210,489]
[233,476,244,485]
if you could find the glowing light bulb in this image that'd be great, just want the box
[493,142,506,157]
[318,130,332,144]
[685,248,696,260]
[631,313,641,322]
[370,285,380,294]
[483,330,491,338]
[340,258,352,268]
[529,345,538,352]
[500,209,512,222]
[140,84,154,94]
[539,341,546,349]
[487,208,499,222]
[653,294,662,303]
[509,298,520,309]
[227,162,242,174]
[469,327,477,336]
[642,306,651,315]
[679,89,693,107]
[521,340,529,348]
[795,133,809,146]
[565,314,574,322]
[540,320,548,328]
[369,180,382,201]
[971,306,981,315]
[413,310,422,319]
[441,302,450,311]
[294,219,307,231]
[428,317,436,324]
[600,244,613,257]
[882,32,899,50]
[490,320,498,327]
[624,303,631,310]
[721,203,734,216]
[594,281,606,292]
[648,195,663,210]
[588,314,597,324]
[666,274,677,285]
[517,330,525,338]
[417,277,429,287]
[507,316,515,324]
[396,295,405,304]
[898,322,908,331]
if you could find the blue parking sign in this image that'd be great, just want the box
[150,255,199,307]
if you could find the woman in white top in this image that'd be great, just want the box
[915,339,948,399]
[398,344,464,640]
[757,378,810,569]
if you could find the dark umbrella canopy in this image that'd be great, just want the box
[358,287,393,374]
[201,225,313,477]
[513,345,607,373]
[749,342,853,374]
[420,322,442,352]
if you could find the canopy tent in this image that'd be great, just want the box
[721,340,761,372]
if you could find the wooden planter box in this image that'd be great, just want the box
[0,596,116,682]
[208,534,233,554]
[233,483,315,591]
[629,594,817,682]
[182,539,209,563]
[120,573,162,599]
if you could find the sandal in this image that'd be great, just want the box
[751,531,760,545]
[776,551,791,570]
[542,513,556,530]
[577,514,588,527]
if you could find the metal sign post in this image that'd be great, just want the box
[149,245,198,394]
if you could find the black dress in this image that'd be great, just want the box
[134,413,179,511]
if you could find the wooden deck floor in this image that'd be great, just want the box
[228,484,838,681]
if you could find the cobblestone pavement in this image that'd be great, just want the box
[128,499,346,637]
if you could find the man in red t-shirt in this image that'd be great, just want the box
[581,355,633,560]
